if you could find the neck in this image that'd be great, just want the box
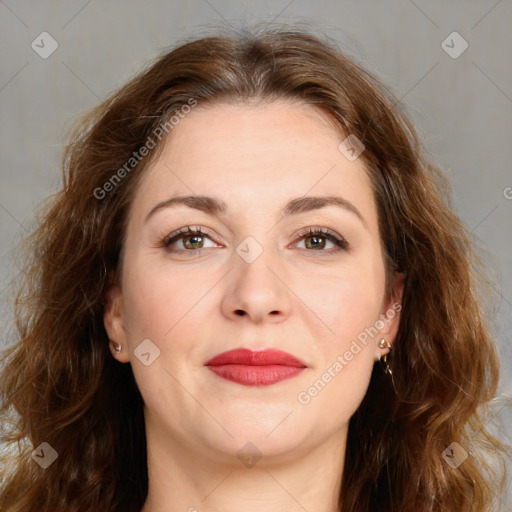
[140,415,346,512]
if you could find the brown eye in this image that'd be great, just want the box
[162,226,216,251]
[296,228,349,252]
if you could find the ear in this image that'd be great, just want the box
[374,271,405,360]
[103,279,130,363]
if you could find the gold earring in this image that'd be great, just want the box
[377,338,390,350]
[377,338,392,375]
[113,342,122,353]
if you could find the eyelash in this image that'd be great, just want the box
[161,225,349,254]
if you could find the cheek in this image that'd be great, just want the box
[120,252,189,339]
[299,261,384,342]
[122,283,166,341]
[294,264,382,411]
[119,262,191,416]
[297,328,376,428]
[119,256,211,383]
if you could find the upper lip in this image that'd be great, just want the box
[204,348,307,367]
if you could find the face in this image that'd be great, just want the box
[104,99,403,465]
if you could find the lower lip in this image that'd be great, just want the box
[206,364,306,386]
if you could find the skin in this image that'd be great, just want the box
[104,99,404,512]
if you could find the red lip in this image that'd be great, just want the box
[204,348,307,386]
[205,348,306,367]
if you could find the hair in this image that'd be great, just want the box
[0,23,509,512]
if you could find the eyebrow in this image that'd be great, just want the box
[144,194,369,230]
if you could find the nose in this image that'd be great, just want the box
[220,245,292,324]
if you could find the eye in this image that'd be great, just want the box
[294,227,349,253]
[160,226,349,254]
[161,226,217,252]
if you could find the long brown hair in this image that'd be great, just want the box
[1,24,509,512]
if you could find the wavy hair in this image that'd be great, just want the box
[0,24,509,512]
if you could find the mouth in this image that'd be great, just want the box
[204,348,307,387]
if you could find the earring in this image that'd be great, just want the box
[377,338,390,350]
[112,342,122,353]
[377,338,392,376]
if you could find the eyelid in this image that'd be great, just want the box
[294,226,349,252]
[162,225,219,247]
[295,225,345,241]
[160,224,349,254]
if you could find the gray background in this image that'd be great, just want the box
[1,0,511,508]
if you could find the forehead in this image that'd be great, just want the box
[165,99,348,163]
[131,99,377,229]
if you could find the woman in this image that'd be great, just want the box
[0,25,508,512]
